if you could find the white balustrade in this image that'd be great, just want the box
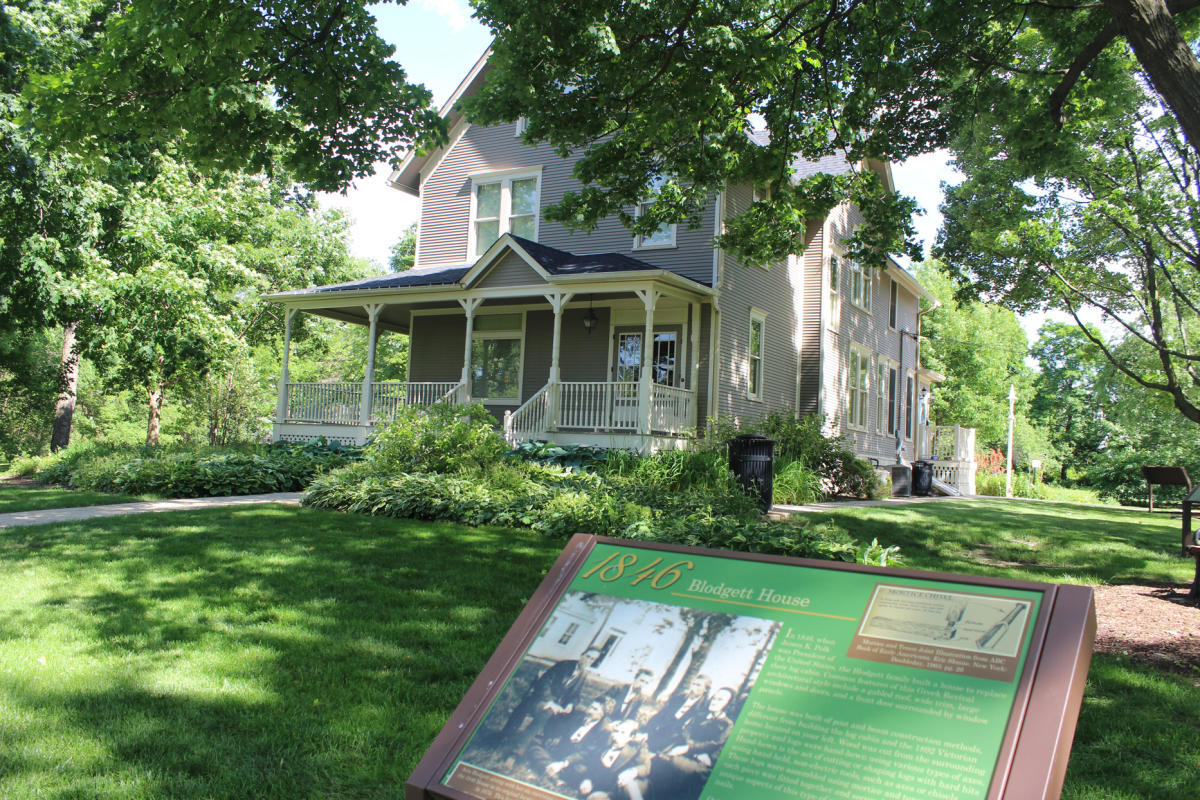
[286,382,363,425]
[558,382,638,431]
[371,381,462,422]
[505,384,551,444]
[650,384,695,434]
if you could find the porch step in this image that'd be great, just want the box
[931,477,961,497]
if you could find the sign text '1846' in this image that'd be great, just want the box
[580,552,694,590]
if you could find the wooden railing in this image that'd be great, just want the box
[927,424,976,462]
[504,384,552,444]
[371,381,462,422]
[650,384,695,434]
[286,382,362,425]
[558,381,639,432]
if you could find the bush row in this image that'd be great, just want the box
[303,404,899,566]
[30,439,359,498]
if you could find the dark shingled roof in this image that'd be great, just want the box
[277,235,710,297]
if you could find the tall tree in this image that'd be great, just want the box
[1029,322,1113,482]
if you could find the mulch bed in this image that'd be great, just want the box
[1092,583,1200,674]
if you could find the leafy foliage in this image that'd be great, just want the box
[506,440,611,471]
[33,439,358,497]
[365,403,509,474]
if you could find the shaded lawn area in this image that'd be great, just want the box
[0,483,153,514]
[805,498,1194,587]
[0,503,1197,799]
[0,506,560,799]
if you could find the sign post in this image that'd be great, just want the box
[407,535,1095,800]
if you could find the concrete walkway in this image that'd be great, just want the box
[0,492,303,529]
[770,494,967,517]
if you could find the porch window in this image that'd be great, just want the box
[652,332,677,385]
[634,175,676,249]
[848,346,869,430]
[849,259,872,313]
[470,313,524,403]
[471,171,540,257]
[748,310,765,400]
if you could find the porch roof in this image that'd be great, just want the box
[268,235,712,301]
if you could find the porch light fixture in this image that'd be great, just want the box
[583,302,598,335]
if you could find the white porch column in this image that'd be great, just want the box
[360,304,384,426]
[546,292,573,430]
[459,297,483,400]
[689,301,701,427]
[275,308,298,426]
[635,288,660,440]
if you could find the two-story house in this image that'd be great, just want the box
[268,51,974,491]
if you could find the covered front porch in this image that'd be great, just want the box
[269,235,715,449]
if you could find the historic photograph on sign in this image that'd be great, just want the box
[855,584,1033,658]
[442,591,782,800]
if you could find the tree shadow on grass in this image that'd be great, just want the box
[0,505,563,799]
[1063,654,1200,800]
[810,499,1192,586]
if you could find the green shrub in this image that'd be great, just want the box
[365,403,507,474]
[31,439,358,498]
[975,472,1050,500]
[773,459,824,505]
[506,440,610,471]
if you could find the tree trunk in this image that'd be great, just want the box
[50,322,80,452]
[1103,0,1200,156]
[147,384,164,445]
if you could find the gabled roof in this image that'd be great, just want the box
[268,235,712,302]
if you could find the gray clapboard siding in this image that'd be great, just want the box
[476,251,546,289]
[418,121,716,285]
[409,314,465,383]
[714,184,802,425]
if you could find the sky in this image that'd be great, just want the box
[321,1,1060,345]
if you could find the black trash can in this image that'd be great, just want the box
[729,434,775,512]
[891,465,911,496]
[912,460,933,497]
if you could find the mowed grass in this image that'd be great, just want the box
[805,497,1194,586]
[0,505,560,799]
[0,483,152,514]
[0,498,1197,799]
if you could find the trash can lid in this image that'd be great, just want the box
[732,433,775,442]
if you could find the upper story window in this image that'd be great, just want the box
[848,258,872,313]
[470,170,541,257]
[514,117,529,137]
[888,278,899,328]
[828,254,841,328]
[634,175,676,250]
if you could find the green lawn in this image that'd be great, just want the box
[0,483,152,514]
[0,499,1197,799]
[805,497,1194,587]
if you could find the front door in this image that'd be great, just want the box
[610,328,680,429]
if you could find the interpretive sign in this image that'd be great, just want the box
[407,535,1095,800]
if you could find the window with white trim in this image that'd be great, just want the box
[904,371,915,440]
[634,175,676,249]
[848,258,872,312]
[875,359,887,434]
[828,254,841,328]
[748,310,765,400]
[470,171,540,257]
[514,117,529,136]
[470,313,524,403]
[848,346,870,430]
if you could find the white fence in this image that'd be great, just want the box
[504,384,552,444]
[371,381,461,421]
[286,382,362,425]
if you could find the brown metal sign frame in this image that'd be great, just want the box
[406,534,1096,800]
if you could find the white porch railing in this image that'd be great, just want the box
[286,382,362,425]
[371,381,462,422]
[504,384,552,444]
[922,424,978,495]
[558,381,639,432]
[650,384,695,434]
